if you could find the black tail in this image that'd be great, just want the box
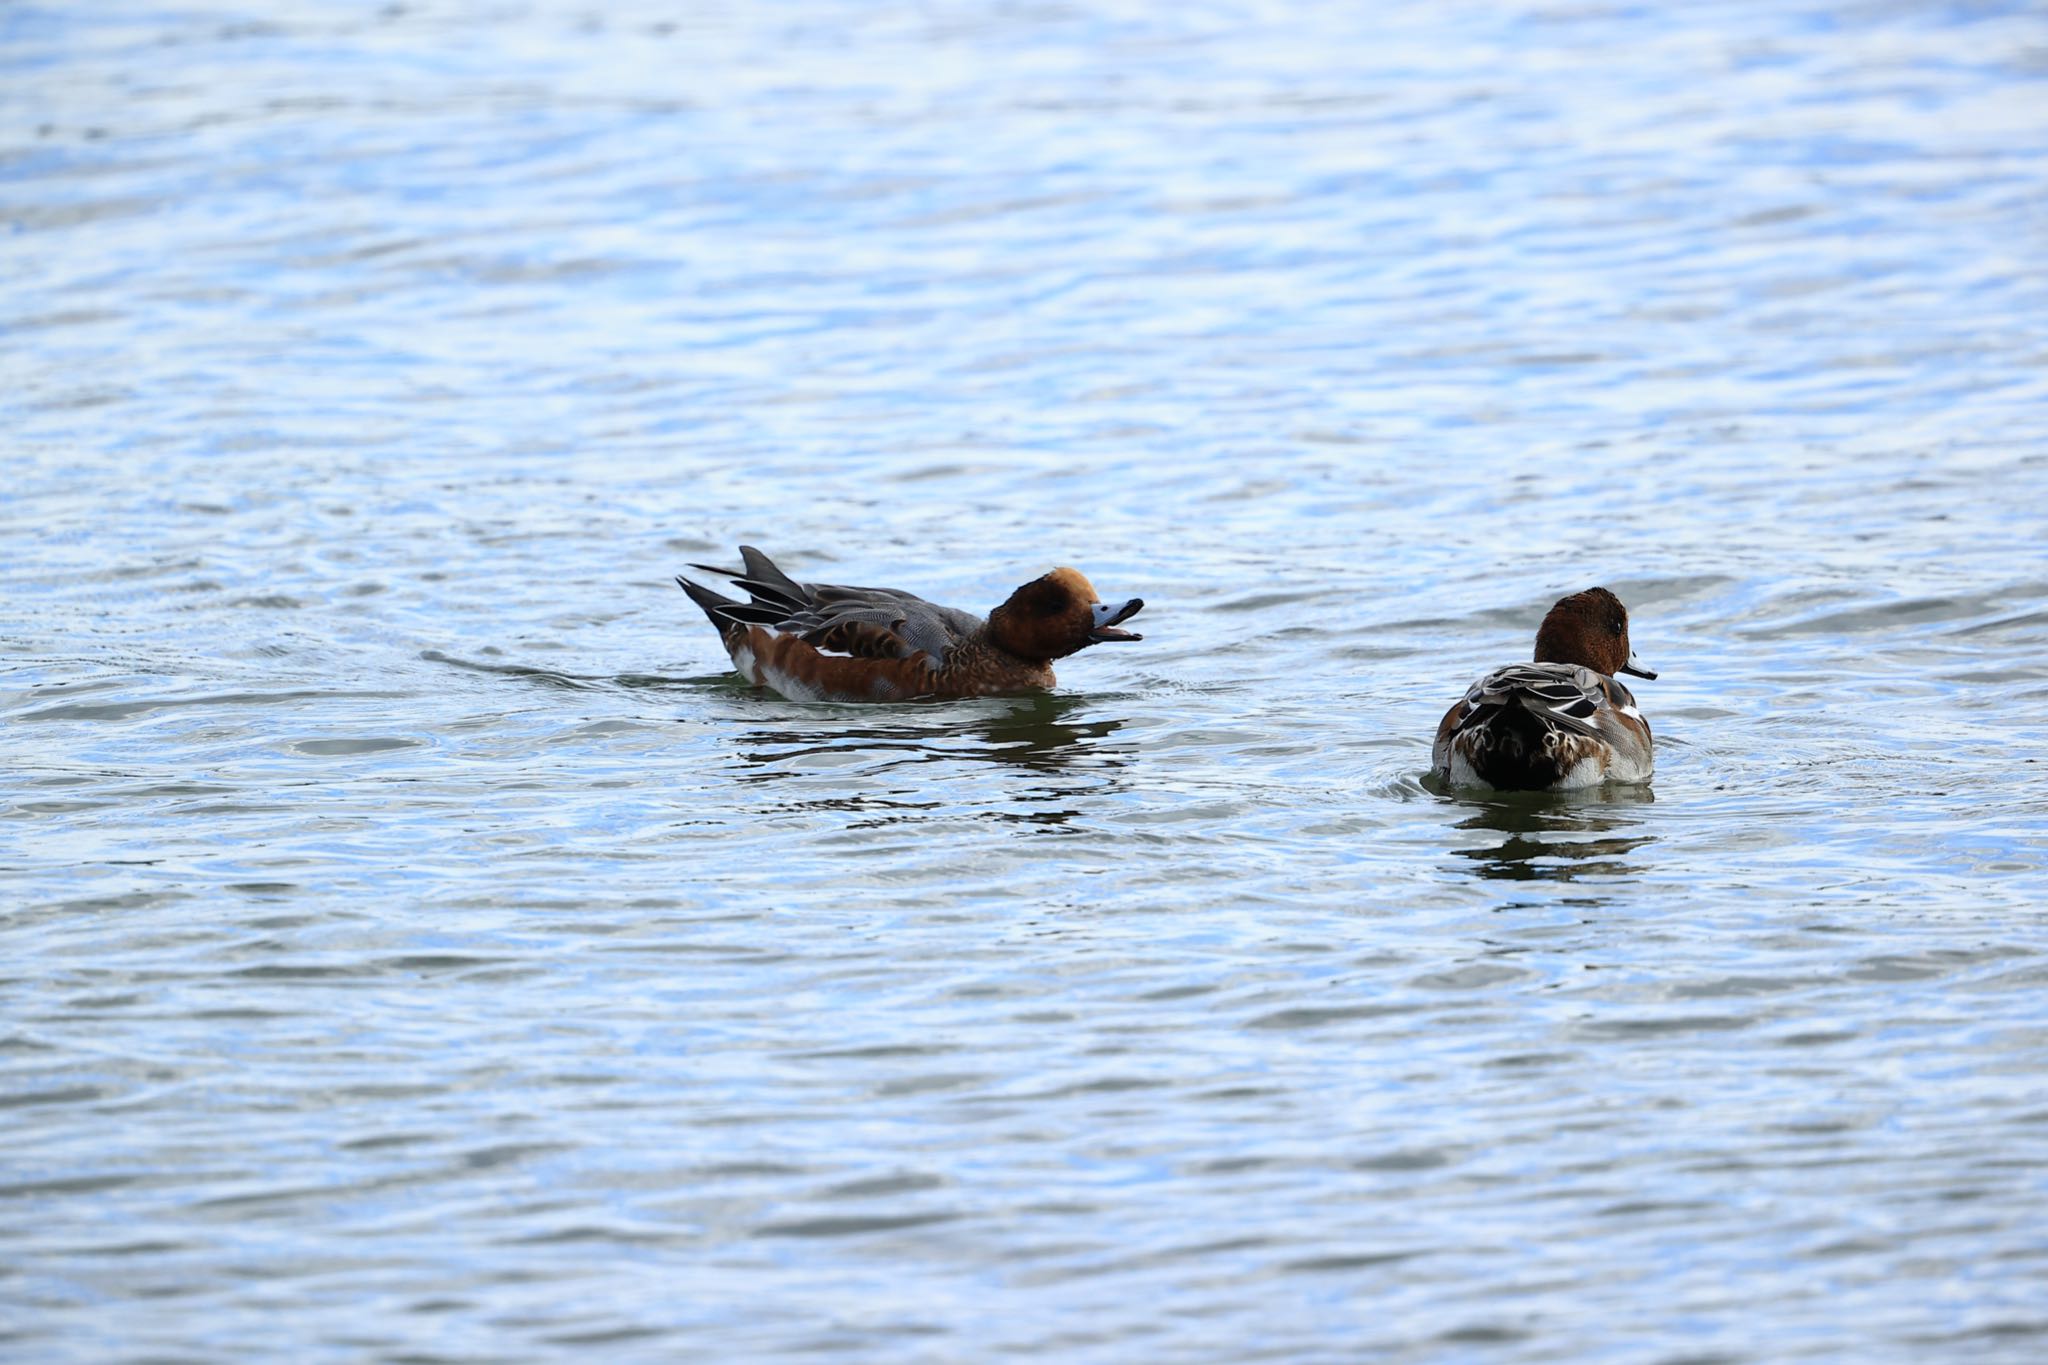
[1466,694,1566,791]
[677,575,743,631]
[681,545,816,630]
[687,546,808,616]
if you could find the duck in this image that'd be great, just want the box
[1432,586,1657,791]
[678,546,1144,702]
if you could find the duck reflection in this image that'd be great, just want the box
[724,691,1132,830]
[730,691,1127,774]
[1446,787,1655,882]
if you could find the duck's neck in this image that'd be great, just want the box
[933,630,1056,694]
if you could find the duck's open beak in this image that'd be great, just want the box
[1089,598,1144,642]
[1620,649,1657,680]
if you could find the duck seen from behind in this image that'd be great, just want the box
[1432,587,1658,791]
[678,546,1144,703]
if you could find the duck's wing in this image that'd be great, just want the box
[1452,662,1607,736]
[1589,673,1653,776]
[799,585,982,667]
[682,547,981,671]
[1436,661,1654,789]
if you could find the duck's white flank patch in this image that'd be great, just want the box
[1447,752,1492,789]
[762,664,824,702]
[1554,756,1607,789]
[1603,750,1654,784]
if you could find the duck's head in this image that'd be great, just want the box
[988,567,1144,662]
[1534,586,1656,679]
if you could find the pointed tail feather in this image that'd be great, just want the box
[686,547,809,615]
[677,575,743,631]
[688,560,744,579]
[734,546,808,612]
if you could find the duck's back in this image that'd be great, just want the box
[1433,662,1651,790]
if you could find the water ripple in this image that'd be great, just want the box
[5,0,2048,1361]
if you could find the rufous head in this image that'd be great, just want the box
[1533,586,1656,680]
[987,567,1144,662]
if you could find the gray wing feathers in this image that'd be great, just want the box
[797,593,976,670]
[1461,663,1606,734]
[683,548,982,670]
[878,600,976,663]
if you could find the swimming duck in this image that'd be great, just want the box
[1432,587,1657,790]
[678,546,1144,702]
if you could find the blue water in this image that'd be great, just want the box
[6,2,2048,1360]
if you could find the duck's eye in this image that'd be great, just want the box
[1024,581,1072,616]
[1609,618,1625,636]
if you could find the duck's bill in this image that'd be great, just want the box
[1089,598,1145,642]
[1620,649,1657,680]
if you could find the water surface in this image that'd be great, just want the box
[6,1,2048,1360]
